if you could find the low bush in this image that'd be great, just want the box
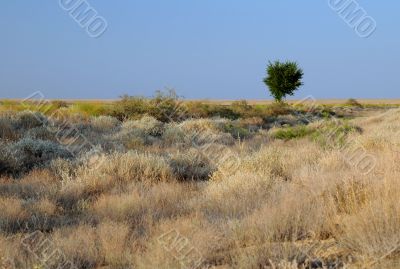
[345,98,363,108]
[161,123,187,146]
[201,172,275,219]
[311,120,362,147]
[271,125,315,140]
[148,89,187,122]
[5,138,72,175]
[169,149,214,181]
[0,118,17,141]
[51,100,69,109]
[90,115,120,132]
[25,126,56,141]
[69,102,108,117]
[112,116,164,148]
[13,111,47,129]
[177,118,235,145]
[224,122,251,139]
[77,151,173,183]
[92,191,143,222]
[0,197,27,233]
[122,116,164,137]
[110,95,149,121]
[265,102,292,116]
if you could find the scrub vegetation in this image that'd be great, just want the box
[0,94,399,269]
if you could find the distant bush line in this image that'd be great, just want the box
[0,91,340,123]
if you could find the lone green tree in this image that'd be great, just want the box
[264,61,304,102]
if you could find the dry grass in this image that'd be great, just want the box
[2,108,400,268]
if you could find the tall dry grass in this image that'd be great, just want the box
[1,108,400,268]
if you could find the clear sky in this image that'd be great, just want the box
[0,1,399,100]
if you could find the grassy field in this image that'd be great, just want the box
[1,97,400,268]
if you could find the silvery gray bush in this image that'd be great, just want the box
[5,138,72,175]
[91,116,121,133]
[13,111,48,129]
[25,126,56,141]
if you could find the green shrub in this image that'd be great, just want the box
[110,96,149,121]
[271,125,315,140]
[148,89,187,122]
[311,120,362,148]
[224,122,251,139]
[70,102,107,116]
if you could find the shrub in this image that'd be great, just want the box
[148,89,187,122]
[169,149,214,181]
[0,197,27,233]
[178,119,234,146]
[201,172,275,218]
[6,138,72,174]
[345,98,363,108]
[211,144,303,182]
[0,118,17,141]
[231,100,254,117]
[110,95,150,121]
[122,116,164,137]
[0,169,56,201]
[13,111,47,129]
[25,126,56,141]
[50,158,77,181]
[51,100,69,109]
[206,105,239,120]
[223,122,251,139]
[184,101,211,118]
[0,142,17,175]
[69,102,107,116]
[97,221,132,267]
[92,191,143,222]
[52,225,100,268]
[179,118,221,133]
[77,151,173,183]
[90,116,120,132]
[271,125,315,140]
[112,116,164,148]
[265,102,292,116]
[161,123,187,146]
[310,120,362,147]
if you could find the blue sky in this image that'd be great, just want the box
[0,1,399,100]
